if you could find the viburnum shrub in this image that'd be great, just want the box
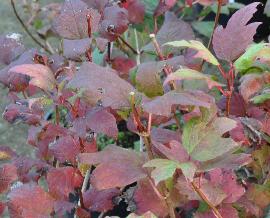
[1,0,270,217]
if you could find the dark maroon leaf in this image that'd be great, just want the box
[212,2,261,61]
[99,6,129,41]
[121,0,145,24]
[78,145,147,190]
[86,108,118,139]
[143,12,194,53]
[0,34,24,65]
[83,188,120,212]
[134,179,168,217]
[68,62,135,109]
[154,0,177,17]
[151,128,181,145]
[217,93,246,116]
[0,164,17,194]
[47,167,83,200]
[53,0,101,39]
[63,38,92,60]
[142,90,212,117]
[8,183,54,217]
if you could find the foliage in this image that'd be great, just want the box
[0,0,269,218]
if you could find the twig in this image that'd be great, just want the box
[134,28,141,65]
[191,182,223,218]
[10,0,51,53]
[207,0,222,49]
[119,35,139,55]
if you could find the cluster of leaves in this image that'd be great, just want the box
[0,0,270,217]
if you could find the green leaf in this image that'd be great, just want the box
[164,40,219,66]
[192,21,214,38]
[164,68,224,89]
[143,159,196,184]
[234,43,267,73]
[251,93,270,104]
[182,113,238,162]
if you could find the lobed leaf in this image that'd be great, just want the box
[212,2,261,61]
[144,159,196,184]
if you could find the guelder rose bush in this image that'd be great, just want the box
[0,0,270,217]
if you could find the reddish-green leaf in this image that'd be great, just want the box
[47,167,83,200]
[164,68,223,89]
[8,64,56,91]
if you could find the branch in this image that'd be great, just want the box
[119,35,139,55]
[191,181,223,218]
[10,0,51,53]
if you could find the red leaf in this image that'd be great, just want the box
[142,90,212,117]
[121,0,145,24]
[53,0,101,39]
[154,0,177,17]
[0,34,24,65]
[134,179,168,217]
[217,93,246,116]
[82,0,108,13]
[3,102,42,125]
[8,64,56,91]
[78,145,147,190]
[213,2,261,61]
[111,56,136,78]
[151,128,181,145]
[68,62,135,109]
[209,169,245,203]
[83,188,120,212]
[86,108,118,139]
[76,207,91,218]
[8,183,54,217]
[0,164,17,194]
[50,135,81,164]
[99,6,129,41]
[47,167,83,200]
